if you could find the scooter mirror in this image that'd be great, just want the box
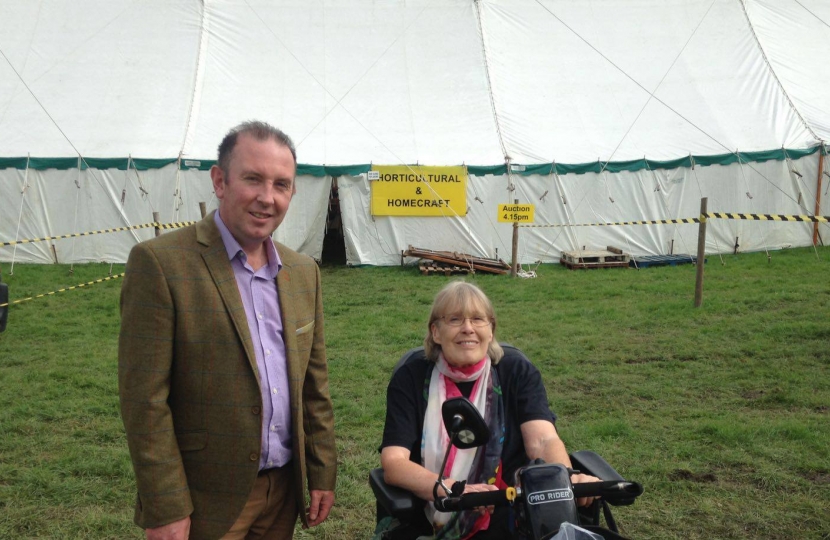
[441,397,490,450]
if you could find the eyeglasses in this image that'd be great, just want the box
[440,315,492,327]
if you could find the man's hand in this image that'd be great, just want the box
[146,516,190,540]
[305,489,335,527]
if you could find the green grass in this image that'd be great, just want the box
[1,248,829,539]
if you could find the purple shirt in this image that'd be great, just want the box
[214,212,292,470]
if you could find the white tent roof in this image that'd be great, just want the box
[2,0,829,267]
[2,0,828,166]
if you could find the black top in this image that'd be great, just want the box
[380,347,557,539]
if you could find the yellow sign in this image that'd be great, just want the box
[498,203,535,223]
[370,165,467,217]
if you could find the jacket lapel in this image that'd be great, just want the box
[276,246,300,408]
[197,213,260,384]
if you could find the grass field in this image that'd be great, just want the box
[1,248,829,539]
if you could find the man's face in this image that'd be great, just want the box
[211,133,296,255]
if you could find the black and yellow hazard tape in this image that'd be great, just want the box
[519,217,700,228]
[705,212,830,223]
[0,273,125,309]
[0,221,198,248]
[519,212,830,228]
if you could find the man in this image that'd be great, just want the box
[119,121,336,539]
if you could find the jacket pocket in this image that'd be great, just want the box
[295,321,314,335]
[176,430,208,452]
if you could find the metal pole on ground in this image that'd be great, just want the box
[510,199,518,278]
[153,211,161,237]
[694,197,708,308]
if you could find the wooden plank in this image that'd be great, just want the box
[405,246,509,270]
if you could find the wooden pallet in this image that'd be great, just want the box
[560,246,630,270]
[404,245,509,275]
[419,262,472,276]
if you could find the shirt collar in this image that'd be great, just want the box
[214,210,281,277]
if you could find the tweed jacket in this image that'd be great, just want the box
[118,212,336,539]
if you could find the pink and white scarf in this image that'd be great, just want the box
[422,353,492,536]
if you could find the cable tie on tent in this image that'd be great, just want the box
[609,197,615,203]
[791,169,802,178]
[474,196,483,204]
[539,190,548,202]
[746,192,753,200]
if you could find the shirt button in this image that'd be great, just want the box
[265,349,271,356]
[257,313,263,320]
[267,461,273,467]
[272,387,278,395]
[249,453,258,461]
[270,425,276,432]
[252,406,261,415]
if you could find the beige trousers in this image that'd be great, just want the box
[221,464,298,540]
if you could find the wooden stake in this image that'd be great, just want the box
[510,199,518,278]
[153,211,161,237]
[694,197,708,308]
[814,147,824,246]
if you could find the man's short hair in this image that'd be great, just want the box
[216,121,297,174]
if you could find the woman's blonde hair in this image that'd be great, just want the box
[423,281,504,363]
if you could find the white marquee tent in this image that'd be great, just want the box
[1,0,829,266]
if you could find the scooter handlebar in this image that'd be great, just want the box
[434,480,642,513]
[434,489,513,512]
[572,480,643,503]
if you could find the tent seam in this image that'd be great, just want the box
[473,0,507,161]
[180,0,209,158]
[739,0,820,143]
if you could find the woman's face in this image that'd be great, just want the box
[431,303,493,368]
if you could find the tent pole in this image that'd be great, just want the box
[814,144,825,247]
[694,197,708,308]
[10,154,31,275]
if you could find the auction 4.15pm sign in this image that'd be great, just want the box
[369,165,467,217]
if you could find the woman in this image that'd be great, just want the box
[380,281,597,539]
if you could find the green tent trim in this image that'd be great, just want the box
[0,145,824,177]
